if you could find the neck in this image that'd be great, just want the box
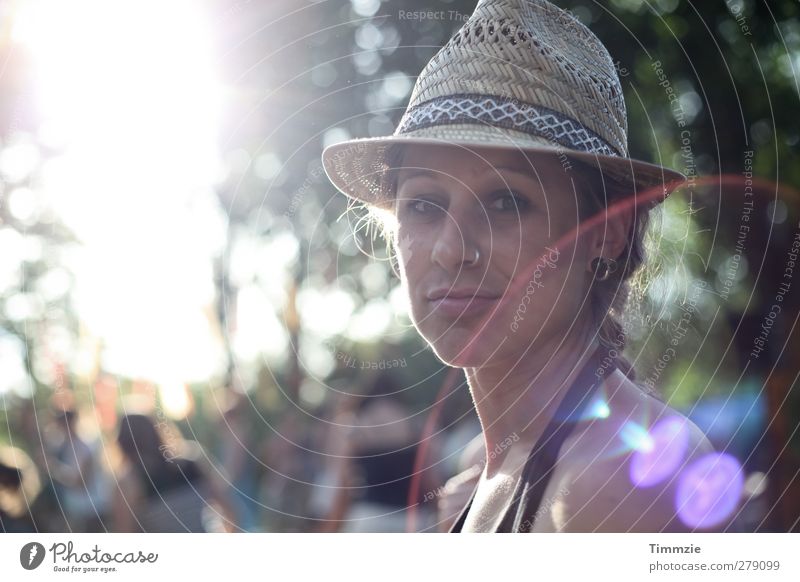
[464,317,600,477]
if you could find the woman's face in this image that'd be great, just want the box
[393,144,614,368]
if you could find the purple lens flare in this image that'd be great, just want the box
[674,452,744,529]
[629,415,690,488]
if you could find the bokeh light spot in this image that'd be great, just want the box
[589,397,610,419]
[619,421,654,453]
[675,452,744,529]
[629,415,689,487]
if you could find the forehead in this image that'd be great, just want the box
[396,143,566,181]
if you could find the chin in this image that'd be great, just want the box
[421,324,505,368]
[411,299,516,364]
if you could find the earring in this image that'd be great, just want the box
[591,257,618,281]
[466,248,480,265]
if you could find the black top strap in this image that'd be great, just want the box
[449,345,616,532]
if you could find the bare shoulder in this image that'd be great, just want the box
[547,369,720,532]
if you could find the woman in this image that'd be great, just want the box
[44,404,108,532]
[112,412,238,532]
[322,0,736,532]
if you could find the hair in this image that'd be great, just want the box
[569,158,652,386]
[116,414,180,493]
[355,143,660,395]
[115,413,205,503]
[116,414,168,464]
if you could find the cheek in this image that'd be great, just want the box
[502,242,592,333]
[394,227,428,308]
[395,229,417,271]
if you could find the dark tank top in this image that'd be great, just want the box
[449,344,616,532]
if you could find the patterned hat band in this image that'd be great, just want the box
[395,93,624,159]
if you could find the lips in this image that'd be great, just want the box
[426,287,501,318]
[426,287,500,301]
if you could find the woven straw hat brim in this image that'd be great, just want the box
[322,125,687,209]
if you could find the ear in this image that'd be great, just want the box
[585,205,634,269]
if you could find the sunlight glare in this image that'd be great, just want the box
[13,0,229,384]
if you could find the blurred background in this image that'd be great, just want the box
[0,0,798,532]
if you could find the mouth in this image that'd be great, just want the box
[426,292,501,318]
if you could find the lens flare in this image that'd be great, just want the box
[629,415,690,487]
[588,397,610,419]
[619,421,654,453]
[675,452,744,529]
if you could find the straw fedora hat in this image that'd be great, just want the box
[322,0,686,208]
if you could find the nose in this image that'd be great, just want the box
[430,209,483,271]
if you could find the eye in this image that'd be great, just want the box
[489,190,530,212]
[403,197,443,215]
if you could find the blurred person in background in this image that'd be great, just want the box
[318,369,443,532]
[213,387,262,531]
[0,445,41,532]
[111,412,238,532]
[259,414,318,532]
[42,397,109,532]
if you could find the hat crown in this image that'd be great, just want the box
[398,0,628,157]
